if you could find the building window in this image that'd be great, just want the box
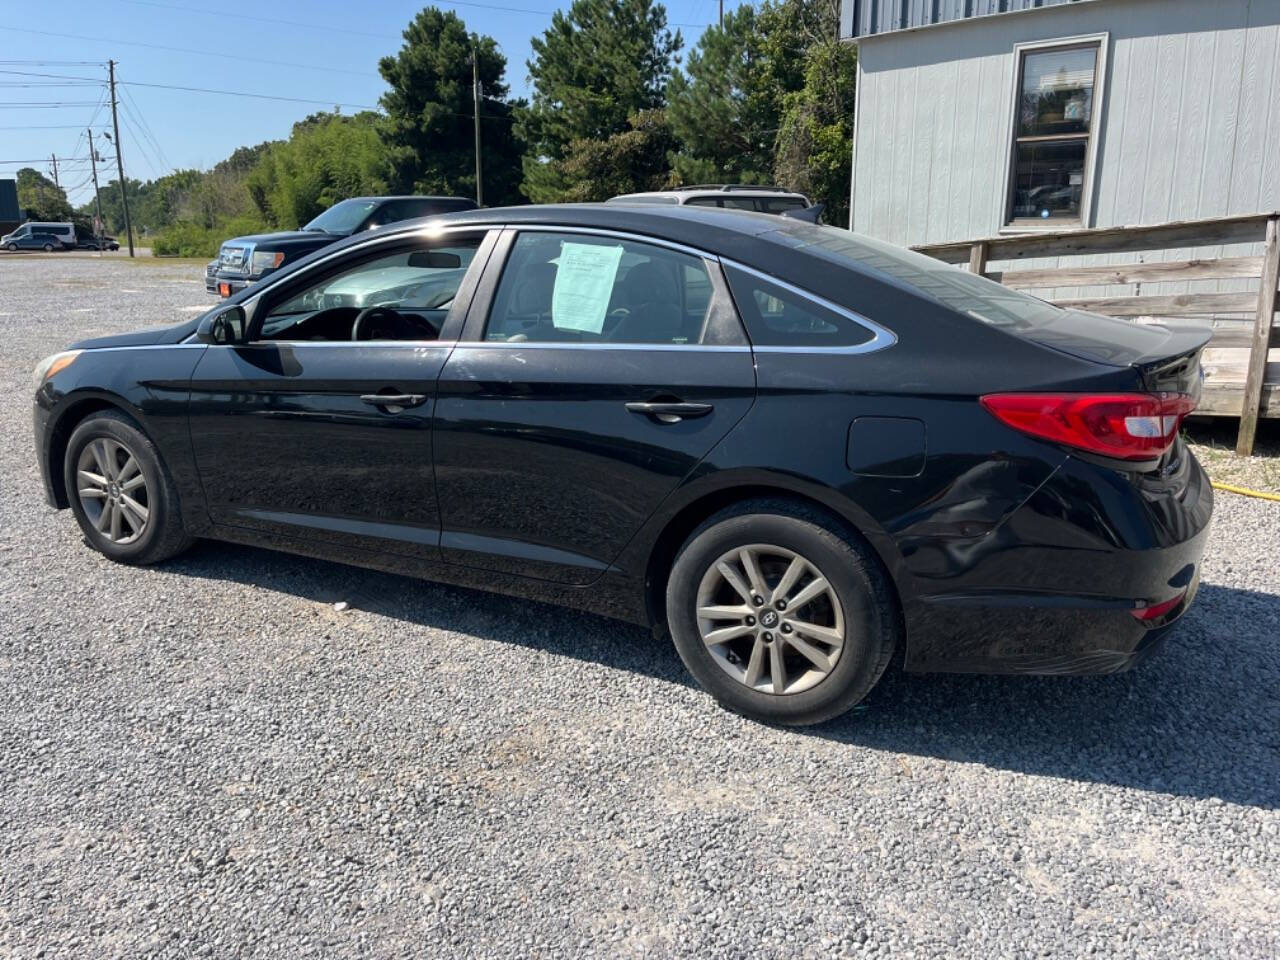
[1006,40,1102,227]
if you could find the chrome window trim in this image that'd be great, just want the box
[460,341,750,353]
[720,259,898,355]
[504,224,716,261]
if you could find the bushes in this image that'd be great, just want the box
[150,215,271,259]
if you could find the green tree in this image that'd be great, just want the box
[246,112,392,228]
[519,0,680,202]
[16,168,73,221]
[90,177,145,235]
[557,110,676,202]
[378,7,523,206]
[666,5,783,185]
[772,0,856,224]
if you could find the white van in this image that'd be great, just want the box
[1,221,76,251]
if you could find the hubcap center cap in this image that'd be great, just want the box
[760,610,779,628]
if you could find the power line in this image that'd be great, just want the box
[109,0,715,31]
[0,26,378,78]
[0,101,105,107]
[120,85,172,172]
[119,79,378,110]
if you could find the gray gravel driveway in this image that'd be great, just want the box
[2,257,1278,958]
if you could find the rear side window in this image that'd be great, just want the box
[725,265,876,349]
[485,232,713,345]
[761,198,806,213]
[720,197,761,211]
[684,197,722,208]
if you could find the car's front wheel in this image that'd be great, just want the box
[63,410,193,565]
[4,243,14,252]
[666,500,899,726]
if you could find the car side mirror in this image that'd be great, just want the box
[197,305,248,345]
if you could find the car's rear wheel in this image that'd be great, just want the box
[666,500,899,726]
[63,410,193,565]
[42,242,54,252]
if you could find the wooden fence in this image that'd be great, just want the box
[912,212,1280,456]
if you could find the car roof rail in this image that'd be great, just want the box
[671,184,797,194]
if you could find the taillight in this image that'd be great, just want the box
[980,392,1197,461]
[1130,591,1186,622]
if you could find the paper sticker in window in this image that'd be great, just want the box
[551,242,624,333]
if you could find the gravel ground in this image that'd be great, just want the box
[2,257,1278,959]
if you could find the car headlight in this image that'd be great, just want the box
[32,350,81,391]
[250,250,285,276]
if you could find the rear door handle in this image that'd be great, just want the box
[360,393,427,409]
[624,401,714,422]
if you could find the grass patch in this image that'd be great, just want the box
[1184,417,1280,495]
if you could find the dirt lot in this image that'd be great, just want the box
[1,256,1278,958]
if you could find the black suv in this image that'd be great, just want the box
[205,195,477,296]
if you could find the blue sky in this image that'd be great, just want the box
[0,0,734,209]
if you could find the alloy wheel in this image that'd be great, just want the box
[76,438,150,544]
[695,543,846,695]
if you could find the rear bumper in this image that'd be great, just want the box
[902,449,1213,675]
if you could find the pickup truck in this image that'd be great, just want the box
[205,195,477,296]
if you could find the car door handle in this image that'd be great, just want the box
[624,401,714,422]
[360,393,427,408]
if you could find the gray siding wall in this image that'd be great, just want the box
[842,0,1091,41]
[849,0,1280,319]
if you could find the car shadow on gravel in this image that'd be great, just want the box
[815,583,1280,810]
[166,543,1278,810]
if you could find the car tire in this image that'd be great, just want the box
[666,499,899,726]
[4,243,14,252]
[63,410,194,565]
[43,242,54,251]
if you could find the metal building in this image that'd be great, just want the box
[842,0,1280,245]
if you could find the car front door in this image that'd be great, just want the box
[187,228,496,562]
[432,227,757,584]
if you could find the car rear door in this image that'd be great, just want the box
[432,227,756,584]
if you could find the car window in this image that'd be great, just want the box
[684,197,722,208]
[720,198,761,211]
[485,232,714,345]
[761,198,806,213]
[257,241,480,343]
[724,265,875,349]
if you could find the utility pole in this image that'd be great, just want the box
[87,129,105,250]
[107,60,134,258]
[472,46,483,207]
[719,0,723,26]
[49,153,60,189]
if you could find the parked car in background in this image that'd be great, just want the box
[609,185,821,220]
[3,221,75,251]
[77,235,120,251]
[33,204,1212,726]
[206,195,478,296]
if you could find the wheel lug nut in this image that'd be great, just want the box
[752,595,764,607]
[775,599,787,611]
[781,623,792,634]
[762,632,773,642]
[745,616,755,626]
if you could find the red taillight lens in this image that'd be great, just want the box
[980,392,1197,461]
[1131,591,1186,622]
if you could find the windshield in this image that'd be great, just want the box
[302,199,380,235]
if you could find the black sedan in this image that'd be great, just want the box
[31,205,1213,724]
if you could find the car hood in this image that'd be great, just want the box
[222,230,341,249]
[70,318,201,350]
